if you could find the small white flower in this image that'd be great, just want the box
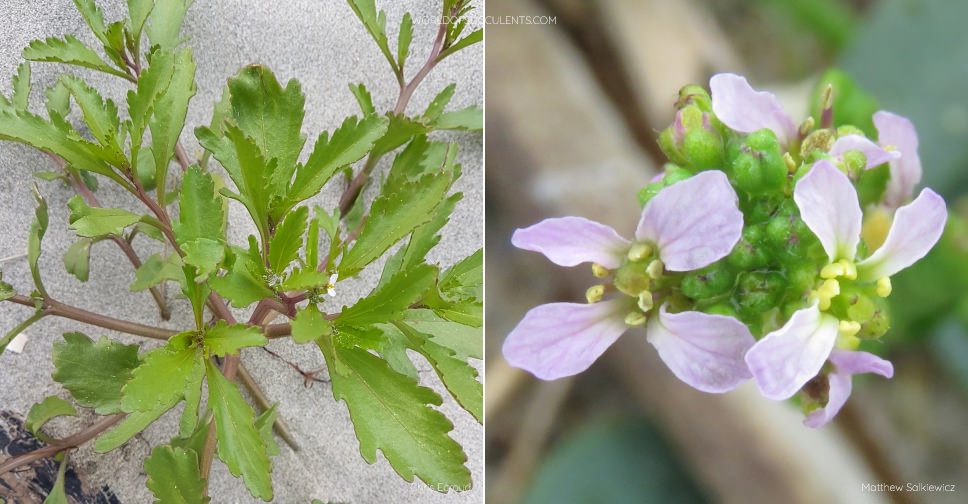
[326,273,337,297]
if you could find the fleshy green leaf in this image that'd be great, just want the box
[144,445,210,504]
[255,404,281,458]
[279,268,329,291]
[147,0,191,49]
[306,215,319,270]
[42,456,69,504]
[346,0,396,73]
[63,237,93,282]
[349,83,375,115]
[226,65,306,205]
[121,341,198,412]
[22,35,130,80]
[180,348,206,437]
[51,333,140,414]
[60,76,124,163]
[150,48,196,201]
[127,48,176,153]
[288,114,388,204]
[290,304,333,344]
[379,193,461,288]
[338,170,453,278]
[434,106,483,132]
[337,264,436,327]
[423,84,456,123]
[202,320,267,357]
[394,322,482,422]
[0,271,15,301]
[25,396,77,439]
[182,238,224,282]
[206,360,274,500]
[95,404,169,452]
[401,309,481,360]
[67,195,141,238]
[174,166,225,244]
[437,28,483,61]
[11,62,31,111]
[317,337,470,489]
[397,12,412,69]
[439,248,482,302]
[28,185,49,296]
[72,0,108,42]
[131,252,186,291]
[268,205,307,272]
[210,251,274,308]
[371,114,429,158]
[128,0,154,41]
[0,110,122,186]
[44,80,71,126]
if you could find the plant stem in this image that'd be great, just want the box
[4,294,177,340]
[0,414,123,475]
[337,16,450,216]
[44,152,172,320]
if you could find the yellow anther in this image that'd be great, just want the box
[586,285,605,304]
[839,320,861,338]
[646,259,664,279]
[624,311,648,326]
[815,278,840,311]
[876,277,892,297]
[783,152,797,173]
[627,243,653,262]
[840,259,857,280]
[637,291,654,312]
[591,263,610,278]
[883,144,898,151]
[820,262,845,279]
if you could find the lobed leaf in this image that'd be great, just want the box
[317,337,471,489]
[22,35,130,80]
[67,195,141,238]
[121,341,199,412]
[144,445,210,504]
[338,169,453,278]
[268,205,307,273]
[202,320,267,357]
[337,263,436,327]
[51,332,140,415]
[25,396,77,440]
[95,404,169,452]
[11,62,31,111]
[63,237,94,282]
[150,48,196,201]
[147,0,191,49]
[181,238,224,282]
[397,12,413,69]
[206,360,274,500]
[131,252,186,291]
[400,309,481,360]
[434,106,483,132]
[210,250,274,308]
[290,304,333,344]
[174,166,226,244]
[349,83,375,115]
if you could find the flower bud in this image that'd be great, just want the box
[676,84,712,112]
[729,129,786,195]
[736,271,786,317]
[728,225,770,269]
[681,261,735,300]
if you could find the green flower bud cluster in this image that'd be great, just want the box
[642,82,902,338]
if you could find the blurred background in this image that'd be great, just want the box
[485,0,968,503]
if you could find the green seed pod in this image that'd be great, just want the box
[680,261,735,300]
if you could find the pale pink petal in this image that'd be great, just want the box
[502,300,628,380]
[857,188,946,281]
[635,170,743,271]
[793,160,863,262]
[804,350,893,427]
[647,305,755,393]
[828,134,900,169]
[710,73,797,146]
[512,217,631,269]
[874,111,922,209]
[803,366,852,428]
[744,304,839,400]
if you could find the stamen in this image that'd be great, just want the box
[624,311,648,326]
[637,291,654,312]
[591,263,610,278]
[839,320,861,338]
[586,285,605,304]
[646,259,664,279]
[840,259,857,280]
[820,263,845,279]
[783,152,797,173]
[627,243,653,262]
[815,278,840,311]
[876,277,892,297]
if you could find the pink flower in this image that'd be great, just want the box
[873,111,922,209]
[745,160,945,405]
[710,73,798,147]
[803,350,894,428]
[503,171,754,392]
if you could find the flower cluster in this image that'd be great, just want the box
[503,73,947,427]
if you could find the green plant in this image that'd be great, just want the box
[0,0,482,501]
